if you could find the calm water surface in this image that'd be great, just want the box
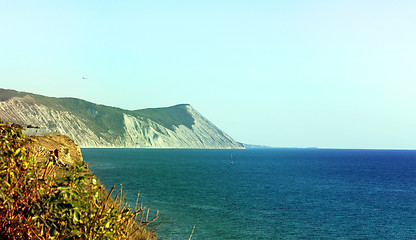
[82,148,416,239]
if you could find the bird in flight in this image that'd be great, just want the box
[82,77,87,80]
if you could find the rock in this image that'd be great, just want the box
[0,89,244,149]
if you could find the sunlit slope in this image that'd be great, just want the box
[0,89,244,148]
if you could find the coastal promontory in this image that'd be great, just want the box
[0,89,244,149]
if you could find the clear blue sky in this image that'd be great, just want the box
[1,1,415,149]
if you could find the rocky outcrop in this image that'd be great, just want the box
[0,97,108,147]
[27,134,84,165]
[120,105,242,148]
[0,90,244,149]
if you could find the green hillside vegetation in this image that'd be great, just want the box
[0,120,157,239]
[0,89,196,136]
[0,88,30,101]
[133,104,195,130]
[46,98,127,139]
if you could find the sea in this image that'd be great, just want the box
[82,148,416,240]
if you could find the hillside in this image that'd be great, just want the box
[0,89,244,149]
[0,121,156,239]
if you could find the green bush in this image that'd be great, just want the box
[0,121,157,240]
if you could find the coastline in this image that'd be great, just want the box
[27,134,157,239]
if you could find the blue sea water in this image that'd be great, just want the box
[82,148,416,239]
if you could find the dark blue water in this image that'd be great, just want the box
[82,148,416,239]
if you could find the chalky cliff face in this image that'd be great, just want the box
[121,105,241,148]
[0,96,106,147]
[0,89,244,149]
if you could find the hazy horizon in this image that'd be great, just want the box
[1,1,415,149]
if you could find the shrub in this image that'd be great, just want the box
[0,121,156,239]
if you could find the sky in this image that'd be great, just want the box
[1,1,416,149]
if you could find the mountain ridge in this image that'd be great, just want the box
[0,88,244,149]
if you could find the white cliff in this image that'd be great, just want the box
[121,105,243,148]
[0,97,108,147]
[0,94,244,149]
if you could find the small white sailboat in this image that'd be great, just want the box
[230,154,233,165]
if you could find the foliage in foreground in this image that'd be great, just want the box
[0,121,157,239]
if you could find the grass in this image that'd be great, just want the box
[133,104,195,130]
[0,88,29,101]
[0,120,157,239]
